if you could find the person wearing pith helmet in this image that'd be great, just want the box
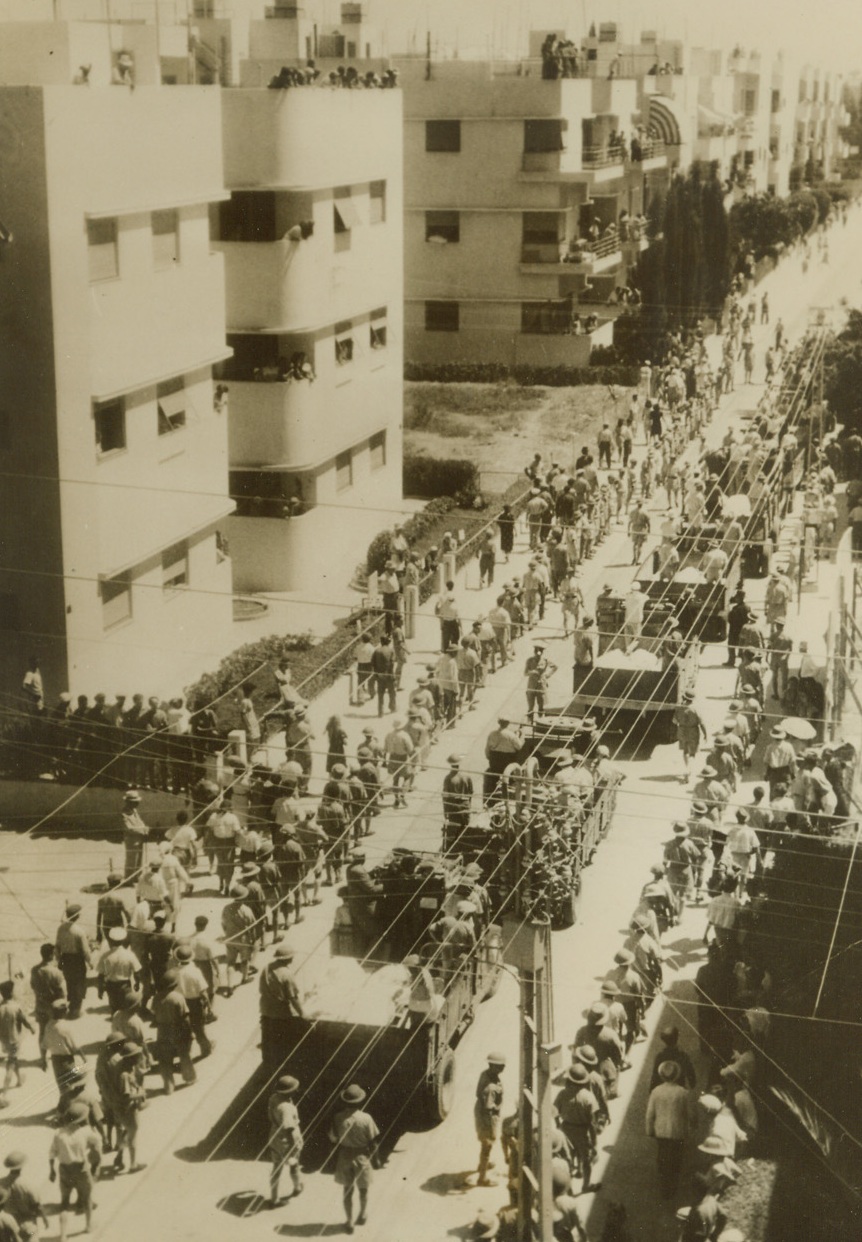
[2,1148,48,1238]
[121,788,149,885]
[268,1074,304,1207]
[475,1053,506,1187]
[329,1084,379,1234]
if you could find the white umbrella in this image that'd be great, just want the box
[724,494,751,518]
[780,716,817,742]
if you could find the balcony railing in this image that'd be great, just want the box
[633,137,665,161]
[582,144,626,169]
[521,231,623,266]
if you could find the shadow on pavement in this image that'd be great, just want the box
[420,1171,480,1196]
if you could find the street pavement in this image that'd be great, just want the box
[2,206,861,1242]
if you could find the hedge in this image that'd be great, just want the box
[188,484,532,735]
[403,455,480,503]
[404,361,639,387]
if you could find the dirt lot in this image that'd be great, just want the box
[404,382,633,491]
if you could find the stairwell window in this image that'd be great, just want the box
[101,576,131,630]
[370,431,386,470]
[336,450,353,492]
[94,398,126,455]
[87,217,118,282]
[335,322,354,366]
[157,377,186,435]
[152,209,179,269]
[369,180,386,224]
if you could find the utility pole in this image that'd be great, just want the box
[503,915,555,1242]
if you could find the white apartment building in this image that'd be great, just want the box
[0,24,234,700]
[400,57,670,369]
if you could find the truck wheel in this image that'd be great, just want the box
[428,1049,456,1123]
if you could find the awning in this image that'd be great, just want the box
[334,196,362,230]
[647,95,685,146]
[97,491,235,581]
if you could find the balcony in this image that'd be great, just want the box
[634,138,667,170]
[520,232,622,276]
[582,144,627,170]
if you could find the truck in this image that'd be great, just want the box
[260,850,502,1156]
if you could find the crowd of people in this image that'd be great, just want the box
[268,61,399,90]
[1,215,855,1241]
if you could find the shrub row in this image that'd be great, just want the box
[403,455,481,504]
[404,361,639,387]
[187,478,532,734]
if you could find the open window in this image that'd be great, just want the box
[157,377,186,435]
[369,308,387,351]
[424,301,460,332]
[425,210,460,244]
[369,180,386,224]
[162,542,189,595]
[335,321,355,366]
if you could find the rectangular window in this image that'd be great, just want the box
[157,377,186,435]
[424,301,459,332]
[152,209,179,269]
[0,592,20,631]
[771,89,781,114]
[335,321,354,366]
[370,431,386,470]
[87,217,118,282]
[522,212,562,246]
[216,192,277,242]
[425,119,461,152]
[524,119,565,153]
[162,542,188,595]
[94,398,126,455]
[101,576,131,629]
[369,180,386,224]
[743,88,756,116]
[425,210,460,243]
[336,449,353,492]
[369,308,387,351]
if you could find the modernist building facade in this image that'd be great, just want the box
[0,25,234,700]
[400,58,670,369]
[214,64,404,594]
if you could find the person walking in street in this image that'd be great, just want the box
[553,1063,598,1194]
[328,1084,379,1234]
[259,944,305,1065]
[221,885,256,995]
[524,642,556,721]
[48,1101,101,1241]
[645,1060,691,1200]
[268,1075,304,1208]
[435,582,461,652]
[383,719,415,808]
[434,646,460,725]
[172,944,213,1059]
[42,1001,83,1112]
[96,927,141,1014]
[55,904,91,1020]
[1,1151,48,1240]
[497,504,515,562]
[152,969,195,1094]
[442,754,473,852]
[474,1053,506,1187]
[370,637,397,718]
[205,792,240,896]
[121,789,149,885]
[673,691,707,782]
[29,944,66,1071]
[0,981,34,1108]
